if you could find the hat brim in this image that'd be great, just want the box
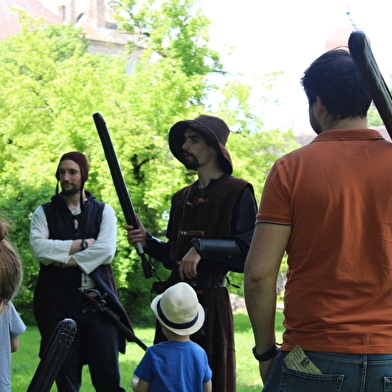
[169,119,233,175]
[151,293,205,336]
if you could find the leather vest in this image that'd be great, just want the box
[42,191,104,241]
[170,174,249,275]
[38,191,105,312]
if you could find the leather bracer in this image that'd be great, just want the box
[191,238,245,273]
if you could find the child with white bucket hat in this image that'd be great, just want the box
[132,282,212,392]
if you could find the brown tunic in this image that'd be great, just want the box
[154,174,250,392]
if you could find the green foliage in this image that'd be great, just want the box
[367,102,384,127]
[366,82,392,128]
[116,0,222,76]
[1,5,299,324]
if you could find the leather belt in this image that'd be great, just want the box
[188,274,226,289]
[179,230,205,237]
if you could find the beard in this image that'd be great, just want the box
[61,183,81,196]
[183,153,200,170]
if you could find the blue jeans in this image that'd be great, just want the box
[263,350,392,392]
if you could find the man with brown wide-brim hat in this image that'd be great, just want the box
[125,114,257,392]
[169,114,233,175]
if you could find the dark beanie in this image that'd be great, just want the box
[55,152,89,183]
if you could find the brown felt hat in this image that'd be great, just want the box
[169,115,233,174]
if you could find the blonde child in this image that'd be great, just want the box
[0,220,26,392]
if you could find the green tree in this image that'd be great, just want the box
[367,103,384,127]
[0,5,298,325]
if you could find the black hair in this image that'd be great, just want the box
[301,49,371,121]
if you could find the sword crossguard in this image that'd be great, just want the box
[79,288,108,313]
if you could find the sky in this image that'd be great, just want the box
[199,0,392,134]
[40,0,392,135]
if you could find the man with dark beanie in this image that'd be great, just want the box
[30,152,131,392]
[125,115,257,392]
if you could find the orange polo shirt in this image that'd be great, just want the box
[257,129,392,354]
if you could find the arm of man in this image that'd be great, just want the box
[125,212,194,279]
[125,214,172,269]
[190,185,257,274]
[177,185,257,280]
[126,186,257,279]
[30,205,74,265]
[244,222,291,383]
[125,215,147,249]
[72,204,117,274]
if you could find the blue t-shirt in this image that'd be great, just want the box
[134,340,212,392]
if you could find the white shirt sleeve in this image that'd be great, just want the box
[30,205,73,265]
[29,203,117,275]
[73,203,117,275]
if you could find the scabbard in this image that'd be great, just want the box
[348,31,392,138]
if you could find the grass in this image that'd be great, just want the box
[11,310,284,392]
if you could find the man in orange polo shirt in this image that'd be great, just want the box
[245,49,392,391]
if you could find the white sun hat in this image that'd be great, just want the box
[151,282,205,336]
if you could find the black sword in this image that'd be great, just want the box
[348,30,392,137]
[27,319,77,392]
[93,112,154,279]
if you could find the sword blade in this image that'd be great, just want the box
[348,30,392,138]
